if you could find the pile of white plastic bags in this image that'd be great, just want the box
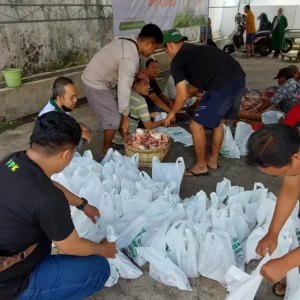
[51,149,300,299]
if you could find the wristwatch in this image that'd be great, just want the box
[76,198,88,210]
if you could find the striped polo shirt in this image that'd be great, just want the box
[113,91,150,145]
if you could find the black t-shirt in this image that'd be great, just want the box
[0,152,74,299]
[171,43,245,92]
[145,78,162,109]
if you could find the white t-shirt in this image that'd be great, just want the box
[164,76,196,107]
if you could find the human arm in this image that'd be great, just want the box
[283,16,288,29]
[148,93,171,113]
[159,93,171,104]
[260,247,300,283]
[54,229,117,258]
[256,174,300,256]
[164,80,189,127]
[188,85,200,97]
[143,119,164,130]
[80,124,92,144]
[118,58,139,133]
[52,181,100,223]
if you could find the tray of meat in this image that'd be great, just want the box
[124,129,171,168]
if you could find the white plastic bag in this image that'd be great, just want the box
[230,204,251,243]
[234,122,254,156]
[154,112,167,122]
[176,228,199,278]
[105,226,142,285]
[225,254,271,299]
[262,110,285,124]
[117,215,148,249]
[152,156,185,194]
[198,231,236,285]
[220,125,240,159]
[136,247,192,291]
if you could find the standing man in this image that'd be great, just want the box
[271,8,288,58]
[247,124,300,297]
[244,5,256,58]
[82,24,163,155]
[0,112,117,300]
[200,18,217,47]
[145,58,172,114]
[163,29,245,177]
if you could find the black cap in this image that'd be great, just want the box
[273,67,293,79]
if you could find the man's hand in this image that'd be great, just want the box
[170,115,176,124]
[81,129,92,144]
[99,239,118,258]
[260,257,289,283]
[256,232,278,256]
[83,204,100,224]
[164,112,176,127]
[120,115,129,136]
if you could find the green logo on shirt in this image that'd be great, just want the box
[5,159,19,172]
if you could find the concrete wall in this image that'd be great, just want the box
[0,71,85,121]
[0,0,113,80]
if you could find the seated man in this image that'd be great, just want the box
[0,112,117,299]
[145,58,172,114]
[254,68,299,114]
[113,78,166,146]
[288,64,300,82]
[39,76,92,146]
[164,75,202,108]
[279,89,300,127]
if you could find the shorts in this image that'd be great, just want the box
[83,84,121,130]
[193,76,245,129]
[246,33,255,45]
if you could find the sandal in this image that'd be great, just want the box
[184,168,211,177]
[272,281,286,297]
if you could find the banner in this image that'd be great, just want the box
[112,0,209,36]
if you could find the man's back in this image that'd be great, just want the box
[0,152,74,299]
[246,11,256,33]
[171,43,245,91]
[82,39,139,90]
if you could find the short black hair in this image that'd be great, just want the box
[245,5,250,10]
[138,24,163,44]
[146,58,159,68]
[247,124,300,168]
[30,111,81,156]
[52,76,74,100]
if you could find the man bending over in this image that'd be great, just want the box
[0,112,117,300]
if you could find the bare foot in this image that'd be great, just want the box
[207,157,218,169]
[184,163,208,176]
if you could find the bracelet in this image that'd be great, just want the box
[76,198,88,210]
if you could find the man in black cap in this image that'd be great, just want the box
[163,29,245,177]
[254,67,299,114]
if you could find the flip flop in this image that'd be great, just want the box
[185,168,211,177]
[272,282,286,297]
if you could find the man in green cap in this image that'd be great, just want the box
[163,29,245,177]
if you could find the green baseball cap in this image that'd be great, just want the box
[163,29,188,45]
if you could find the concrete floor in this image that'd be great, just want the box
[1,54,298,300]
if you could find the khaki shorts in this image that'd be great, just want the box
[83,84,121,130]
